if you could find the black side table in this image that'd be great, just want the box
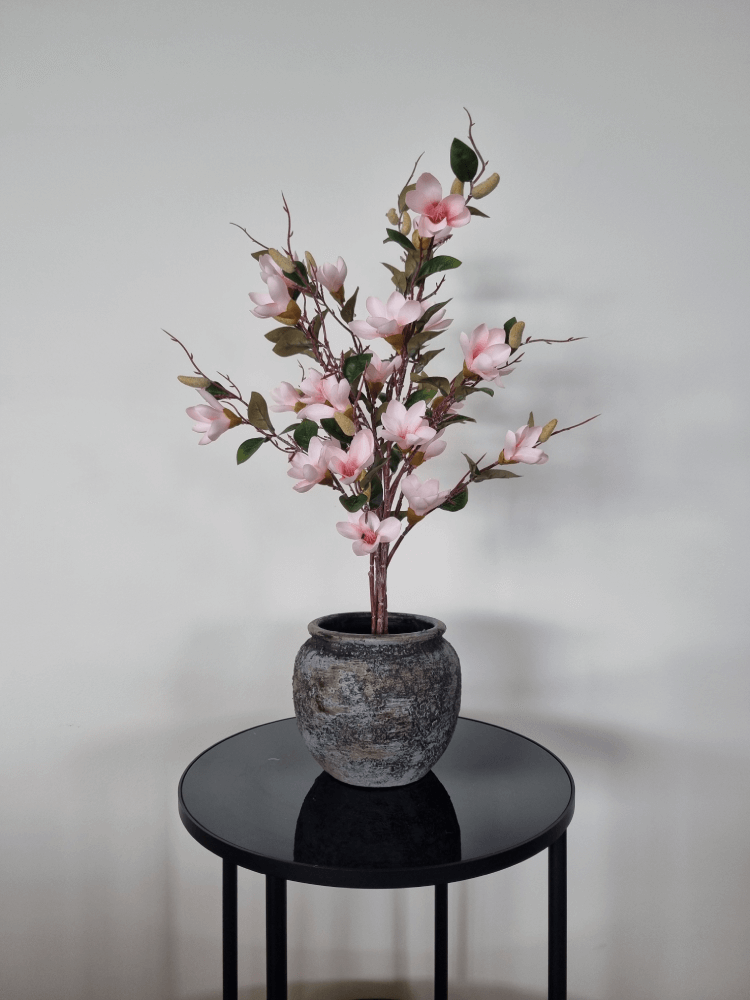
[178,717,574,1000]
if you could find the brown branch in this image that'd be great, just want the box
[281,193,294,256]
[549,414,600,436]
[229,223,269,251]
[163,329,209,378]
[524,336,587,345]
[463,107,488,193]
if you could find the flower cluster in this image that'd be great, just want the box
[172,115,590,633]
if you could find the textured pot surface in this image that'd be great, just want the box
[293,612,461,787]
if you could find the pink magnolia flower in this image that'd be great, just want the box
[379,399,436,450]
[349,291,423,340]
[401,473,451,516]
[326,429,375,484]
[258,252,298,291]
[417,429,446,461]
[460,324,514,384]
[422,307,452,334]
[270,381,303,413]
[336,511,402,556]
[249,274,291,319]
[503,425,549,465]
[316,257,347,294]
[405,173,471,239]
[298,370,328,405]
[297,375,352,423]
[287,437,337,492]
[364,353,402,384]
[186,389,233,445]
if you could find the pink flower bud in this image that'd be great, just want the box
[503,425,549,465]
[249,274,291,319]
[401,473,451,516]
[316,257,347,294]
[459,324,514,384]
[288,437,338,492]
[185,389,233,445]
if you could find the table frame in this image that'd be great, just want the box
[179,719,573,1000]
[219,831,566,1000]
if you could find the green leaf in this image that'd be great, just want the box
[410,348,445,373]
[250,248,270,261]
[404,249,420,278]
[473,468,521,482]
[359,455,388,489]
[463,453,480,479]
[321,416,353,445]
[247,391,274,432]
[205,381,232,401]
[281,422,301,434]
[398,183,416,214]
[343,353,372,384]
[339,493,368,512]
[415,299,451,332]
[293,419,318,450]
[389,444,403,475]
[439,413,476,426]
[440,488,469,512]
[408,327,445,355]
[503,316,518,335]
[384,227,416,253]
[450,138,479,183]
[236,438,266,464]
[467,205,490,218]
[410,372,450,395]
[265,328,315,359]
[367,474,384,509]
[292,260,309,285]
[405,387,437,408]
[393,509,409,520]
[340,286,359,323]
[382,262,407,293]
[469,385,494,397]
[417,256,462,282]
[310,310,328,340]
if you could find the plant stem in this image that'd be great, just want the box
[374,543,388,633]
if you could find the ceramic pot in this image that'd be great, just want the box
[293,611,461,787]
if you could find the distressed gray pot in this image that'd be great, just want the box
[293,612,461,788]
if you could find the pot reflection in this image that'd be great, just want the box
[294,769,461,868]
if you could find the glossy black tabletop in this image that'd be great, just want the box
[178,717,574,889]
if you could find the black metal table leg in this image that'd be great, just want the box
[435,883,448,1000]
[266,875,287,1000]
[222,860,238,1000]
[548,832,567,1000]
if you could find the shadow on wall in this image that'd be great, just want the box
[54,613,750,1000]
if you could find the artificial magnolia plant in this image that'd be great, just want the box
[168,112,594,634]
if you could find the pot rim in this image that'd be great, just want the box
[308,611,446,644]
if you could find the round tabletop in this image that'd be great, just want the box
[178,717,574,889]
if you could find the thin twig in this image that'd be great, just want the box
[163,330,211,379]
[464,108,488,193]
[524,336,587,345]
[229,223,269,250]
[281,193,294,256]
[549,414,600,436]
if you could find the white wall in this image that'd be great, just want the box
[2,2,749,998]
